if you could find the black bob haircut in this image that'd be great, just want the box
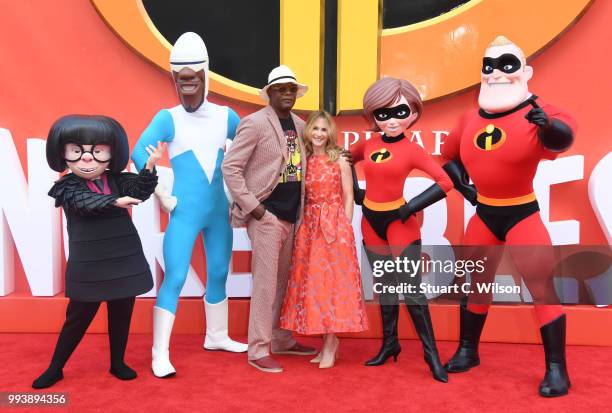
[46,114,130,173]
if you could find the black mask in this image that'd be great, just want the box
[373,104,411,121]
[482,53,522,75]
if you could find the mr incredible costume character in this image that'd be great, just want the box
[441,36,576,397]
[132,32,247,378]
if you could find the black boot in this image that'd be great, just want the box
[395,242,446,382]
[397,240,448,383]
[364,246,401,366]
[32,366,64,389]
[445,296,487,373]
[110,363,137,380]
[32,300,100,389]
[406,303,448,383]
[108,297,137,380]
[365,304,401,366]
[539,315,570,397]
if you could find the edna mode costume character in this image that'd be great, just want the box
[132,32,246,378]
[351,78,453,382]
[441,36,576,397]
[33,115,160,389]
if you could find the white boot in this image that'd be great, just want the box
[203,298,248,353]
[151,306,176,378]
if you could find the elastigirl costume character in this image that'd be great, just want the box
[351,78,453,382]
[441,36,576,397]
[132,32,246,378]
[33,115,161,389]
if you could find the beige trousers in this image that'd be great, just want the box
[246,210,297,360]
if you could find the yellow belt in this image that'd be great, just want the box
[477,192,537,207]
[363,197,405,211]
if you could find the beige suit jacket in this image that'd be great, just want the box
[222,105,307,227]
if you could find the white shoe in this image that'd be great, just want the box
[203,298,248,353]
[152,306,176,378]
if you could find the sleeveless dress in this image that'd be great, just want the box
[280,155,368,334]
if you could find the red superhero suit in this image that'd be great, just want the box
[353,77,453,383]
[352,133,453,246]
[441,37,576,398]
[444,97,576,245]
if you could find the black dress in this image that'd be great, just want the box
[48,169,157,302]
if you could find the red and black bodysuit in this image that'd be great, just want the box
[442,96,576,396]
[444,97,575,241]
[442,46,575,397]
[352,130,453,381]
[442,96,577,319]
[351,133,453,249]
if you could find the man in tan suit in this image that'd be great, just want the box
[222,65,316,372]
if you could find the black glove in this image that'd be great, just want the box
[526,100,574,152]
[341,150,354,166]
[399,184,447,223]
[525,107,551,128]
[355,188,366,206]
[398,203,414,223]
[351,165,365,205]
[442,160,477,206]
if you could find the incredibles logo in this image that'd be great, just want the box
[370,148,392,163]
[91,0,592,112]
[474,124,506,151]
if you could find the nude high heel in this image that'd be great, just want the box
[310,352,322,363]
[319,336,339,369]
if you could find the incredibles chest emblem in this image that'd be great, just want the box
[474,124,507,151]
[369,148,392,163]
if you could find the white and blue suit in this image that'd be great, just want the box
[143,32,246,379]
[132,101,239,314]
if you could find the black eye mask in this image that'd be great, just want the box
[373,104,411,121]
[482,53,522,75]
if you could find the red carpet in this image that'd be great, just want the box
[1,334,610,412]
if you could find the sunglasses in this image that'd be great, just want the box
[373,104,412,121]
[269,84,299,94]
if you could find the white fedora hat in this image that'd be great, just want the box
[259,65,308,102]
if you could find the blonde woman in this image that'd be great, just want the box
[280,111,368,368]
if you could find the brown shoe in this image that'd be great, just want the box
[248,356,283,373]
[272,342,317,356]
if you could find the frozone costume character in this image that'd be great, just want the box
[132,32,247,378]
[441,36,576,397]
[351,78,453,382]
[33,115,160,389]
[222,65,317,373]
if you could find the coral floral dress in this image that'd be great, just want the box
[280,154,368,334]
